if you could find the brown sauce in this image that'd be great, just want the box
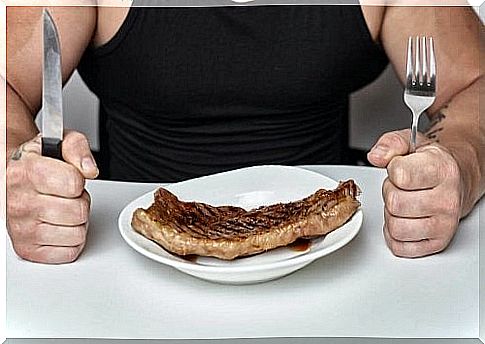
[180,236,325,261]
[181,254,198,262]
[288,238,312,252]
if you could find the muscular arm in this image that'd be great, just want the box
[5,6,102,264]
[380,6,483,217]
[6,5,97,159]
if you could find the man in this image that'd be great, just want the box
[5,1,483,264]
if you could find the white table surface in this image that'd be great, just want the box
[7,165,481,339]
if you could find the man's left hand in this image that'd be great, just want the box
[367,129,464,258]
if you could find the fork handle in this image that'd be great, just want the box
[409,114,420,154]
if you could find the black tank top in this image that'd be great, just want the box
[77,5,388,182]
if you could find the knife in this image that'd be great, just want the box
[41,9,63,160]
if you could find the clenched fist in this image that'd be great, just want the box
[7,131,99,264]
[368,129,463,258]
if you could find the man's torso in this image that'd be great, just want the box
[93,3,385,48]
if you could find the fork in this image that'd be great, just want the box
[404,36,437,153]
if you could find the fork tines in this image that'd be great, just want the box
[406,36,436,89]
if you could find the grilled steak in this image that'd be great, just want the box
[131,180,361,260]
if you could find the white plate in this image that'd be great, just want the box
[118,165,363,284]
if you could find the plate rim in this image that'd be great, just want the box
[118,165,363,274]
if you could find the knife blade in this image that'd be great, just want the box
[41,9,63,160]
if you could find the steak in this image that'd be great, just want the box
[131,180,361,260]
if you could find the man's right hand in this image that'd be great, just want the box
[6,131,99,264]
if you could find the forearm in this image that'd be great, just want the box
[6,82,39,162]
[426,77,483,217]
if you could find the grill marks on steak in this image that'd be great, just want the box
[131,180,361,260]
[146,190,246,239]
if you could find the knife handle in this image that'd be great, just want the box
[42,137,63,161]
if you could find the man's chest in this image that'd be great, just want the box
[82,6,387,113]
[93,3,384,48]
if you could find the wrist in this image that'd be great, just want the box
[444,141,481,218]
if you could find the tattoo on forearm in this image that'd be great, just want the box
[425,111,446,142]
[9,135,41,162]
[10,144,26,161]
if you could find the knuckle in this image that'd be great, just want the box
[389,240,404,257]
[5,218,17,237]
[6,220,21,241]
[66,168,85,197]
[389,162,408,188]
[28,158,54,188]
[13,244,32,260]
[84,190,92,205]
[76,198,90,224]
[28,157,46,180]
[6,193,29,218]
[81,191,92,209]
[6,163,27,186]
[28,158,56,189]
[70,227,85,246]
[388,223,405,241]
[73,225,88,245]
[8,221,38,244]
[428,239,447,256]
[386,190,400,215]
[381,178,390,199]
[442,195,461,215]
[6,199,20,217]
[66,246,82,263]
